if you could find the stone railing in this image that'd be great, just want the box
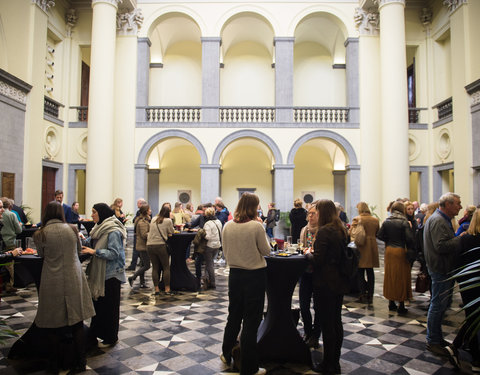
[146,107,202,122]
[71,106,88,121]
[44,96,62,118]
[433,97,453,121]
[219,107,275,123]
[293,107,349,123]
[408,107,428,124]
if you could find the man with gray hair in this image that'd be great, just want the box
[423,192,462,356]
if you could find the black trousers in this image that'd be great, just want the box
[299,272,321,339]
[222,267,266,375]
[89,278,121,344]
[357,267,374,297]
[314,289,344,371]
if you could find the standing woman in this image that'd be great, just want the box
[202,207,222,289]
[128,204,151,289]
[311,199,349,375]
[349,202,380,304]
[221,193,271,375]
[110,198,126,225]
[265,202,277,239]
[289,198,308,244]
[147,204,174,295]
[81,203,127,348]
[33,201,95,372]
[377,201,415,314]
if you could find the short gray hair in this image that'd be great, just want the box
[438,192,460,207]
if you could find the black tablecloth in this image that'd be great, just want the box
[257,254,311,364]
[13,254,43,290]
[169,232,197,291]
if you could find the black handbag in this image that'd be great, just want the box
[415,271,431,293]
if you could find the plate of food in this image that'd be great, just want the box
[276,252,292,257]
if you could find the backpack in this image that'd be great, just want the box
[340,241,360,280]
[274,209,280,222]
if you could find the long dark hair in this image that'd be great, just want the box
[316,199,347,237]
[42,201,65,225]
[234,193,259,222]
[156,204,171,224]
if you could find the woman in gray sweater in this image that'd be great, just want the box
[221,193,271,375]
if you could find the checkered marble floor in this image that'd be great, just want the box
[0,244,474,375]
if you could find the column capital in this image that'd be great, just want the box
[201,37,222,44]
[32,0,55,13]
[65,9,78,37]
[443,0,467,13]
[273,37,295,46]
[419,7,433,28]
[92,0,121,9]
[354,7,379,36]
[374,0,406,9]
[332,170,347,176]
[117,8,144,35]
[200,164,221,169]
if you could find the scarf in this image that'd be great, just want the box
[86,215,126,300]
[390,210,408,223]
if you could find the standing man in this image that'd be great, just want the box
[0,197,22,293]
[54,190,74,224]
[423,192,462,356]
[126,198,147,271]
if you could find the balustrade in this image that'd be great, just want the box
[433,97,453,121]
[293,107,349,123]
[219,107,275,123]
[44,96,61,118]
[146,107,201,122]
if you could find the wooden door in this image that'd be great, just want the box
[41,167,56,214]
[1,172,15,199]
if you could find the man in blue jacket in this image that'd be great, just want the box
[55,190,74,223]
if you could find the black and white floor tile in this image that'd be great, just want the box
[0,245,474,374]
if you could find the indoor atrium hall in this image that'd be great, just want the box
[0,0,479,374]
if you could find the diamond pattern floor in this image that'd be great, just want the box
[0,244,474,374]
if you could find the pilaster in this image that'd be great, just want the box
[200,164,221,204]
[274,37,294,123]
[202,38,221,122]
[136,37,151,122]
[332,170,346,208]
[273,164,294,212]
[344,38,359,123]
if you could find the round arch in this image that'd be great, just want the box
[288,6,353,37]
[212,130,283,165]
[141,6,207,38]
[214,5,281,36]
[287,130,358,166]
[137,129,208,165]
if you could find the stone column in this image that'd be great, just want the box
[201,164,220,204]
[136,37,151,122]
[378,0,410,205]
[355,7,383,211]
[346,165,361,222]
[202,38,221,122]
[86,0,119,209]
[345,38,359,123]
[333,170,346,207]
[134,164,148,204]
[148,169,160,214]
[274,37,294,123]
[273,164,294,212]
[114,8,142,214]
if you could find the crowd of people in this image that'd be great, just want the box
[0,190,479,375]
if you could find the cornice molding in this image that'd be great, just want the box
[354,7,379,36]
[92,0,121,8]
[32,0,55,13]
[0,69,32,105]
[117,8,143,36]
[374,0,406,8]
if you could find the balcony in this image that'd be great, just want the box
[219,107,275,123]
[293,107,349,123]
[146,107,201,122]
[43,96,64,126]
[432,97,453,128]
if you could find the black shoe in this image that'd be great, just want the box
[427,342,450,356]
[388,301,397,311]
[139,283,149,289]
[128,276,133,287]
[125,266,135,271]
[445,344,460,369]
[397,307,408,315]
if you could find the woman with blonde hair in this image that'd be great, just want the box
[377,201,415,314]
[110,198,126,225]
[349,202,379,304]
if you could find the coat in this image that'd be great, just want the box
[33,219,95,328]
[352,214,380,268]
[134,216,150,251]
[289,208,307,243]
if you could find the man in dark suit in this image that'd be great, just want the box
[54,190,74,223]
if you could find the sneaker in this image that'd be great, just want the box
[427,342,450,356]
[164,291,175,296]
[139,283,149,289]
[472,360,480,373]
[254,368,266,375]
[128,276,133,287]
[98,341,116,348]
[445,344,460,369]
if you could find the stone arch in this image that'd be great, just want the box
[141,7,207,38]
[287,130,358,166]
[288,6,353,37]
[137,129,208,165]
[215,6,281,36]
[212,129,282,165]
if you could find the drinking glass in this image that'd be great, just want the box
[15,239,22,250]
[286,236,292,246]
[26,237,36,250]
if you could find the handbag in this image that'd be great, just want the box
[415,271,431,293]
[352,221,366,247]
[156,223,172,255]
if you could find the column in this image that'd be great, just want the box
[200,164,220,204]
[273,164,294,212]
[148,169,160,214]
[333,170,346,207]
[355,7,383,211]
[134,164,148,205]
[345,38,359,123]
[346,165,361,222]
[136,37,151,122]
[378,0,410,205]
[114,8,142,214]
[274,37,294,123]
[202,37,221,122]
[86,0,119,209]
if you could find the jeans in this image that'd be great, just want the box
[299,272,320,339]
[132,251,151,284]
[203,247,219,286]
[266,227,273,238]
[222,267,266,375]
[427,271,454,344]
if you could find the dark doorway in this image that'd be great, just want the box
[1,172,15,199]
[41,167,56,214]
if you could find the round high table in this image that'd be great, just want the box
[168,232,197,291]
[257,254,311,364]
